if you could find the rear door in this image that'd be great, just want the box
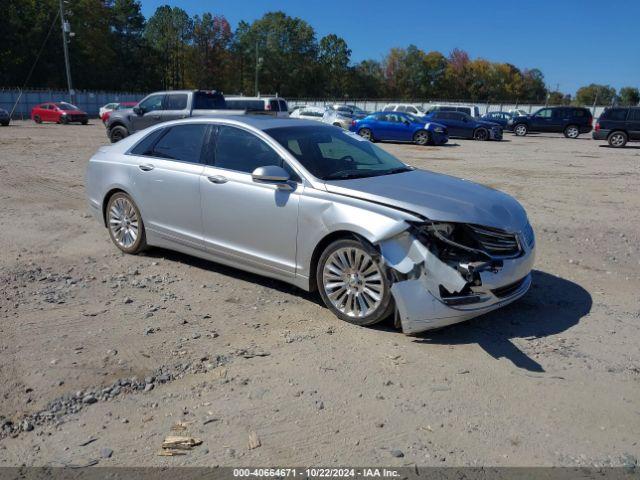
[162,93,189,122]
[628,108,640,140]
[549,108,566,132]
[127,123,208,248]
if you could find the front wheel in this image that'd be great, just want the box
[564,125,580,139]
[109,125,129,143]
[59,116,68,125]
[413,129,430,145]
[473,128,489,141]
[106,192,147,254]
[513,123,527,136]
[608,131,627,148]
[33,115,42,124]
[317,238,394,326]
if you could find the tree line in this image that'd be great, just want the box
[1,0,638,105]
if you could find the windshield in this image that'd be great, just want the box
[265,125,412,181]
[57,102,78,111]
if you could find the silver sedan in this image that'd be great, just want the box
[85,116,535,334]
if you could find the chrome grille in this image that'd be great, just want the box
[467,225,520,258]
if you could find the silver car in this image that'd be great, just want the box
[323,104,367,129]
[85,117,535,334]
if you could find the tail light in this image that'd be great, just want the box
[351,120,356,126]
[595,122,600,132]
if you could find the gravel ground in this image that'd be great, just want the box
[0,121,638,467]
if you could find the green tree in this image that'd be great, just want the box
[575,84,617,105]
[547,91,571,105]
[190,13,232,90]
[318,34,351,96]
[145,5,193,89]
[233,12,318,96]
[618,86,640,106]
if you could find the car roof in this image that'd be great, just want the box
[167,115,322,130]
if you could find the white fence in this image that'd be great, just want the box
[287,99,609,118]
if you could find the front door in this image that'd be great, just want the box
[530,108,553,132]
[200,125,300,280]
[128,123,208,248]
[131,93,165,132]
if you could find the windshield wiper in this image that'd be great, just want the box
[323,170,375,180]
[373,166,414,176]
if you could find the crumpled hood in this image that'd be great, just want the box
[324,169,528,232]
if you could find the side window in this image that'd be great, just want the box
[382,105,395,112]
[279,99,288,112]
[407,106,417,114]
[396,105,407,112]
[148,124,207,163]
[572,109,586,118]
[130,128,167,156]
[214,125,281,174]
[165,94,188,110]
[603,109,628,121]
[536,108,552,118]
[628,109,640,121]
[138,94,164,113]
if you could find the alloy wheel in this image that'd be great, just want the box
[359,128,372,141]
[108,196,139,249]
[514,124,527,136]
[414,131,429,145]
[322,247,384,318]
[609,133,626,147]
[566,126,579,138]
[474,129,488,141]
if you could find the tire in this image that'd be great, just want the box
[0,121,8,127]
[33,115,42,124]
[59,116,68,125]
[82,119,88,125]
[316,238,394,327]
[109,125,129,143]
[473,128,489,141]
[358,128,373,141]
[105,192,147,254]
[607,131,627,148]
[513,123,527,136]
[413,129,430,146]
[564,125,580,139]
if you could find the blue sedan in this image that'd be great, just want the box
[349,112,449,146]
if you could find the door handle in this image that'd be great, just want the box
[207,175,228,184]
[138,164,154,171]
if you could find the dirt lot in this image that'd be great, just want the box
[0,120,639,467]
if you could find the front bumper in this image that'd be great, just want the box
[385,230,535,334]
[489,128,503,140]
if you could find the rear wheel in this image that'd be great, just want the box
[608,131,627,148]
[514,123,527,136]
[109,125,129,143]
[473,128,489,141]
[564,125,580,139]
[33,115,42,124]
[106,192,147,254]
[413,130,430,145]
[358,128,373,141]
[81,119,88,125]
[317,239,394,326]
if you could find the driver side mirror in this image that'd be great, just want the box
[251,165,291,189]
[133,106,144,116]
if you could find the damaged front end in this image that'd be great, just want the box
[376,220,535,334]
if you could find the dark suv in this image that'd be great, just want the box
[509,106,593,138]
[592,107,640,148]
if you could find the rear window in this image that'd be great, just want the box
[193,92,226,110]
[602,108,628,121]
[165,94,188,110]
[629,109,640,121]
[226,99,266,111]
[278,99,288,111]
[571,108,588,118]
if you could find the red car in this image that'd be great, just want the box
[31,102,89,125]
[101,101,138,124]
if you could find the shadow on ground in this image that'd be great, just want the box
[412,270,592,372]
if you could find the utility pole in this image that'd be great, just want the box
[59,0,74,103]
[254,40,259,96]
